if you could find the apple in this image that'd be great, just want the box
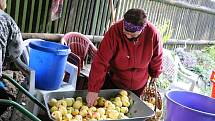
[65,98,75,107]
[59,106,68,115]
[48,98,58,107]
[50,106,58,113]
[108,110,119,119]
[80,105,89,111]
[119,90,128,96]
[97,97,106,107]
[92,112,101,119]
[71,109,79,116]
[76,97,82,102]
[74,115,82,121]
[113,100,123,107]
[51,111,62,121]
[120,107,129,114]
[73,100,82,109]
[97,108,105,116]
[122,100,130,107]
[89,106,97,112]
[57,99,67,107]
[79,109,88,117]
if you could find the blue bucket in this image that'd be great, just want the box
[29,40,70,90]
[165,90,215,121]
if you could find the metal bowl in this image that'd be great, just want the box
[43,89,154,121]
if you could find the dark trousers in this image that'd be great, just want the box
[102,74,146,97]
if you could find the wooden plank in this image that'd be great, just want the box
[118,0,125,19]
[82,0,91,34]
[174,8,183,39]
[35,0,43,32]
[59,0,69,33]
[79,0,87,33]
[54,19,60,33]
[63,0,72,33]
[28,0,35,32]
[181,9,189,39]
[74,0,84,32]
[21,0,28,32]
[86,0,95,34]
[126,0,132,12]
[137,0,142,8]
[105,0,114,31]
[209,3,215,39]
[154,2,162,24]
[96,0,105,35]
[190,12,200,39]
[90,0,101,35]
[100,0,109,34]
[15,0,20,23]
[71,0,79,31]
[6,0,12,14]
[41,0,50,33]
[149,1,157,22]
[65,0,78,32]
[115,0,121,21]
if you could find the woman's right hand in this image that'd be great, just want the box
[86,91,98,107]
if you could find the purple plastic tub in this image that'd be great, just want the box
[165,90,215,121]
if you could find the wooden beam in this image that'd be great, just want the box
[166,39,215,45]
[22,33,63,42]
[22,33,215,45]
[152,0,215,15]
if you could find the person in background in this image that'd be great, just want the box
[86,8,163,106]
[0,0,23,115]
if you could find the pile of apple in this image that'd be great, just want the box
[48,90,133,121]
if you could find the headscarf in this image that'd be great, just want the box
[124,20,145,32]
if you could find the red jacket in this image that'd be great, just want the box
[88,20,163,92]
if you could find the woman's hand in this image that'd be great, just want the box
[86,91,98,107]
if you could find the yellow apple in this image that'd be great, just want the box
[97,108,106,116]
[50,106,58,113]
[119,90,128,96]
[48,98,58,107]
[51,111,62,121]
[120,107,129,114]
[57,99,67,107]
[73,100,82,109]
[65,98,75,107]
[59,106,67,115]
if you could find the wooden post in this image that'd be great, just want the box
[109,0,116,23]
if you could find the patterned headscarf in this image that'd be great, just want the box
[124,20,145,32]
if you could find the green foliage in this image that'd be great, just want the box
[156,21,173,44]
[191,50,215,96]
[202,45,215,61]
[157,74,171,90]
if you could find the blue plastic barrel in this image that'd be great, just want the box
[165,90,215,121]
[29,40,70,90]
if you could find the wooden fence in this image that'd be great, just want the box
[6,0,215,41]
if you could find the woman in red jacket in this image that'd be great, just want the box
[87,8,163,106]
